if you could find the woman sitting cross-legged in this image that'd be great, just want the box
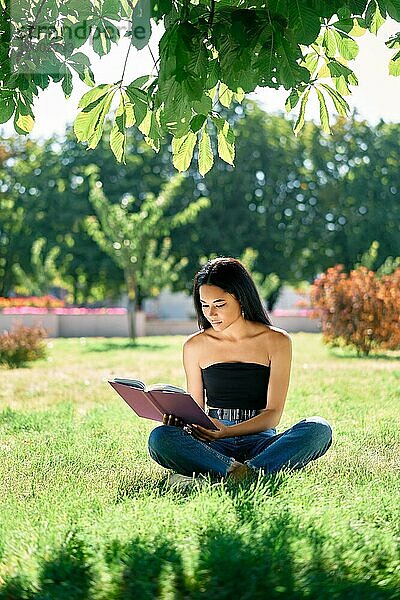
[148,256,332,487]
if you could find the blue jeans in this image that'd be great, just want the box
[148,416,333,478]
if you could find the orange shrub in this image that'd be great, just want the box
[0,296,64,309]
[0,324,47,368]
[310,265,400,355]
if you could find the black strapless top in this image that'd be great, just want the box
[201,362,270,409]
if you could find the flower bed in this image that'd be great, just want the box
[271,308,313,317]
[0,295,64,309]
[1,307,127,315]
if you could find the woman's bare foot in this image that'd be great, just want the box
[227,461,254,481]
[227,460,244,473]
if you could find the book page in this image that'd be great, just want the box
[113,378,146,390]
[149,383,186,393]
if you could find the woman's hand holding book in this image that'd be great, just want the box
[191,418,228,441]
[162,413,227,440]
[162,413,185,427]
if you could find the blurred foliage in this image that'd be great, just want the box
[310,265,400,355]
[0,323,47,368]
[0,103,399,308]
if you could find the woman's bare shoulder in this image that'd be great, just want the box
[183,330,205,355]
[264,325,292,349]
[183,331,207,368]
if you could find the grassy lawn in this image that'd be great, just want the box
[0,334,399,599]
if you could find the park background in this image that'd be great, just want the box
[1,19,400,331]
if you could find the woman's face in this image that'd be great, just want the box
[199,284,242,330]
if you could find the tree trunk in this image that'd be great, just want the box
[124,268,137,341]
[267,284,282,311]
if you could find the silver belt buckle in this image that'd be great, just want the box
[210,408,258,421]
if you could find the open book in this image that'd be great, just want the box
[109,378,218,430]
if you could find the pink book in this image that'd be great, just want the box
[109,379,218,430]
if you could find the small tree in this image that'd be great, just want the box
[240,248,281,310]
[310,265,400,355]
[12,238,63,296]
[355,240,400,277]
[85,169,210,339]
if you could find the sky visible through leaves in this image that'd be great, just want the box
[1,18,400,142]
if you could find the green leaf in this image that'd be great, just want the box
[293,87,310,136]
[365,0,385,34]
[192,94,212,114]
[190,114,207,133]
[317,63,330,78]
[138,109,152,136]
[110,94,127,163]
[386,33,400,49]
[63,19,92,50]
[74,89,115,148]
[102,0,120,19]
[320,83,349,116]
[125,85,148,126]
[332,18,354,33]
[128,75,153,90]
[219,82,233,108]
[78,84,115,109]
[212,118,235,165]
[120,0,132,18]
[217,130,235,165]
[68,52,95,87]
[198,125,213,176]
[323,29,336,57]
[0,93,15,124]
[69,57,95,87]
[348,71,358,85]
[327,61,354,80]
[304,52,319,75]
[14,111,35,134]
[92,20,118,56]
[385,0,400,21]
[316,88,330,133]
[61,68,73,98]
[234,87,245,103]
[144,110,162,152]
[335,75,351,95]
[285,89,301,112]
[16,95,34,118]
[333,30,359,60]
[122,91,135,127]
[276,34,311,89]
[389,50,400,75]
[288,4,321,45]
[332,18,366,37]
[172,131,197,172]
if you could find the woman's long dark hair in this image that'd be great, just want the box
[192,257,273,331]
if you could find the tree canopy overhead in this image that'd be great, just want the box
[1,0,400,174]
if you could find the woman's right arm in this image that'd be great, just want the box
[162,336,204,428]
[182,335,205,409]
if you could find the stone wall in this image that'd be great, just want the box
[0,311,320,337]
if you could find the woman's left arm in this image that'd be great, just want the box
[192,331,292,441]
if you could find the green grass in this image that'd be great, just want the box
[0,334,399,599]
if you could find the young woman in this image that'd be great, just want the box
[148,257,332,484]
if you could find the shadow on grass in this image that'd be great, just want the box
[329,348,400,361]
[0,515,398,600]
[0,532,93,600]
[82,340,170,353]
